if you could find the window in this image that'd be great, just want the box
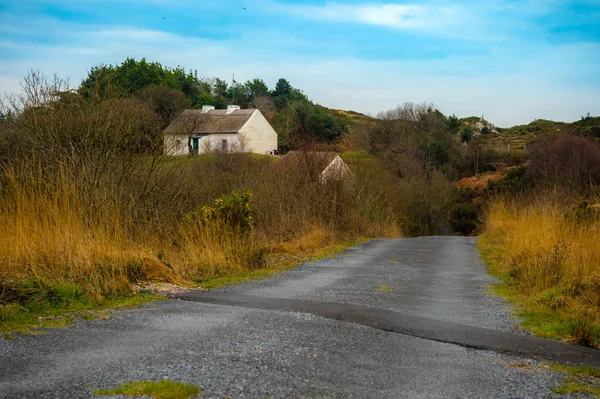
[221,139,228,152]
[175,139,182,148]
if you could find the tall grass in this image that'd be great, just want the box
[0,166,156,299]
[0,153,403,318]
[480,196,600,347]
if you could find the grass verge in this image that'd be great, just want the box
[0,287,160,336]
[95,380,200,399]
[549,364,600,397]
[195,240,360,289]
[1,239,360,335]
[478,198,600,348]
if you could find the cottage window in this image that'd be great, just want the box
[175,139,182,148]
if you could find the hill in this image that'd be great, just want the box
[461,116,600,153]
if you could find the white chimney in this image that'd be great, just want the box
[201,105,215,113]
[226,105,240,114]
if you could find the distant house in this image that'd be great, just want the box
[164,105,278,155]
[279,151,352,182]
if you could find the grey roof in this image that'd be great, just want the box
[164,109,256,135]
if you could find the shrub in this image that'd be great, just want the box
[487,166,532,195]
[185,190,254,233]
[449,201,479,235]
[527,133,600,189]
[459,127,473,143]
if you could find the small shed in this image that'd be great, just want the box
[279,151,352,182]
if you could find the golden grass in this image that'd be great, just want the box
[0,170,148,298]
[0,155,403,333]
[479,197,600,347]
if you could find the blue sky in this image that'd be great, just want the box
[1,0,599,126]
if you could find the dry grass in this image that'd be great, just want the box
[0,168,150,299]
[0,153,403,333]
[0,73,406,333]
[456,169,508,194]
[480,196,600,347]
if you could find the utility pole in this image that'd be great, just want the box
[231,73,236,104]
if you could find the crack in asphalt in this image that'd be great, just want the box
[176,291,600,368]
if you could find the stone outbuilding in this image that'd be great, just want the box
[278,151,352,182]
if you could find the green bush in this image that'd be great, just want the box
[459,127,473,143]
[487,166,531,195]
[449,202,479,235]
[185,190,255,233]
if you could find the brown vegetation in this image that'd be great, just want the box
[527,133,600,189]
[480,195,600,347]
[0,72,403,316]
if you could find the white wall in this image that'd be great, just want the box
[320,155,352,181]
[200,133,240,153]
[238,110,278,154]
[164,134,189,156]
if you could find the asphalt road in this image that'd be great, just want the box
[1,236,599,398]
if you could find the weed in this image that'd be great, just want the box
[373,284,394,292]
[95,380,201,399]
[550,364,600,378]
[549,364,600,397]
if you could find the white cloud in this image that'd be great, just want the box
[1,19,598,127]
[272,2,458,30]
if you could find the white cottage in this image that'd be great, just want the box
[164,105,278,155]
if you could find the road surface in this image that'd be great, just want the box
[1,236,599,398]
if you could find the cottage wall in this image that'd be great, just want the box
[238,110,278,154]
[200,133,240,153]
[164,134,189,156]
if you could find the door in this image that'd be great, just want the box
[192,138,199,154]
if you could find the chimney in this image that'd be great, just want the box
[201,105,215,113]
[226,105,240,114]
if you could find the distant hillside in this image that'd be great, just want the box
[324,108,375,125]
[468,116,600,153]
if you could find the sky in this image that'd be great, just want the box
[1,0,599,127]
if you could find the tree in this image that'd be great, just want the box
[244,79,269,103]
[212,78,229,108]
[527,133,600,188]
[306,105,348,142]
[460,126,474,143]
[272,78,293,98]
[136,86,190,129]
[252,94,276,122]
[78,58,206,106]
[271,78,308,110]
[372,103,459,173]
[446,114,461,133]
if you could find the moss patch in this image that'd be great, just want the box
[373,284,395,292]
[1,290,161,336]
[95,380,200,399]
[549,364,600,397]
